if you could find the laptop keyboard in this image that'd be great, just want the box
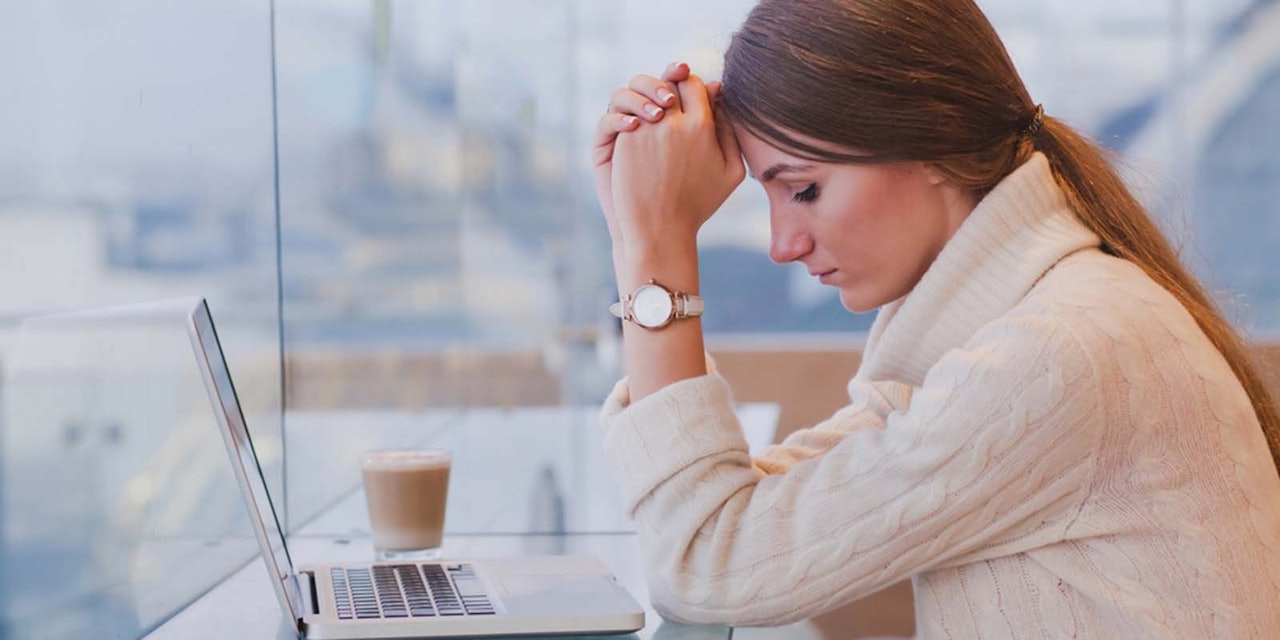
[330,563,496,620]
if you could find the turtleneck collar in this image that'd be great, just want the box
[855,152,1101,388]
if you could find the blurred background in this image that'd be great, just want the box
[1,0,1277,638]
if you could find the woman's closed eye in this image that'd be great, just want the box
[792,183,820,204]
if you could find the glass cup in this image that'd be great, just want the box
[360,449,452,561]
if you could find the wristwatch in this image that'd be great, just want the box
[609,279,703,330]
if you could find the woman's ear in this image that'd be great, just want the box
[923,162,949,187]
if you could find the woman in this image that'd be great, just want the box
[592,0,1280,636]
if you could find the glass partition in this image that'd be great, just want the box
[0,2,281,637]
[271,0,598,531]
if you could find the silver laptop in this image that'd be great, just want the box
[186,299,645,639]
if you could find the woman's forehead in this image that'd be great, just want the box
[733,122,862,163]
[735,127,806,161]
[735,131,830,185]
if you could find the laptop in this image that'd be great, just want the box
[186,299,646,638]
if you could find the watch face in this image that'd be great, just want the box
[632,284,674,328]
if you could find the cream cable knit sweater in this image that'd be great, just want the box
[601,154,1280,637]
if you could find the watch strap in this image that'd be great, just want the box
[677,293,704,319]
[609,300,627,320]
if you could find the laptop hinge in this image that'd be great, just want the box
[297,571,321,616]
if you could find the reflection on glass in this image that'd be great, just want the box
[274,0,597,531]
[1,301,261,638]
[276,0,580,348]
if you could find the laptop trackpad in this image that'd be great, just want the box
[495,574,635,615]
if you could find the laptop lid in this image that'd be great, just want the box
[187,299,305,629]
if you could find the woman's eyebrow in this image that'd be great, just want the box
[752,162,817,183]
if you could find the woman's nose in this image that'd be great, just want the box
[769,217,813,264]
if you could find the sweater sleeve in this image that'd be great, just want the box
[751,377,912,475]
[600,311,1101,625]
[602,358,910,476]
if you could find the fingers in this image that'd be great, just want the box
[661,61,691,84]
[610,86,667,123]
[605,63,693,122]
[632,67,684,113]
[676,74,711,121]
[659,61,690,113]
[706,80,723,107]
[593,113,640,167]
[600,64,712,151]
[626,74,678,111]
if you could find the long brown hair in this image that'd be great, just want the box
[720,0,1280,473]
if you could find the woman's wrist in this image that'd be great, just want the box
[611,232,707,402]
[612,235,700,294]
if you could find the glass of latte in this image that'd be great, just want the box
[359,449,452,560]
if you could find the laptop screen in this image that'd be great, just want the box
[187,299,304,624]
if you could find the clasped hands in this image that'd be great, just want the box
[593,63,746,266]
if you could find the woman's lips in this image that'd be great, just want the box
[814,268,838,284]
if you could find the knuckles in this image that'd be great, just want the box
[681,112,709,131]
[628,74,658,90]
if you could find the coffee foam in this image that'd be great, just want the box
[361,450,451,471]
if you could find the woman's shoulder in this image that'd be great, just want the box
[1015,247,1216,361]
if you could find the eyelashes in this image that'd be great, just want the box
[792,183,820,204]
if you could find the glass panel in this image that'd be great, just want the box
[0,2,281,637]
[1,302,264,638]
[274,0,575,353]
[274,0,591,530]
[983,0,1278,334]
[1184,5,1280,334]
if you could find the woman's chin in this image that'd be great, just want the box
[838,287,882,314]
